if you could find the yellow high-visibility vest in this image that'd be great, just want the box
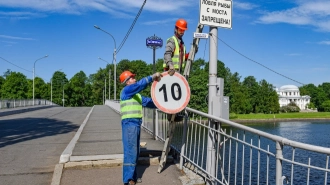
[120,93,142,119]
[163,36,186,70]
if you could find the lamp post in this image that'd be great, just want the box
[62,81,64,107]
[94,25,117,100]
[98,57,111,100]
[33,55,48,105]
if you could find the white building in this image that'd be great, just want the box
[275,85,311,110]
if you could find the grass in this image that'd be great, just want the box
[231,112,330,120]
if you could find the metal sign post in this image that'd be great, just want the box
[146,34,163,140]
[199,0,232,184]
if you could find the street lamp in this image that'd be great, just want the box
[94,25,117,100]
[33,55,48,105]
[98,57,111,100]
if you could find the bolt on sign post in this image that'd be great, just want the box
[146,34,163,140]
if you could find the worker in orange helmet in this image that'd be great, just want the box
[119,70,162,185]
[163,18,190,76]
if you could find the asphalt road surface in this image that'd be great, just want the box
[0,107,91,185]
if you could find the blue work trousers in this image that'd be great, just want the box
[121,119,141,183]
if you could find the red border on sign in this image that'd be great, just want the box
[151,72,190,114]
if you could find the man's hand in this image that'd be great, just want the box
[152,72,163,82]
[168,62,175,76]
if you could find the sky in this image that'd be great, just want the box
[0,0,329,89]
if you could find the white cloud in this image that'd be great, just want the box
[235,2,258,10]
[142,18,178,26]
[0,0,194,19]
[286,53,302,56]
[256,0,330,32]
[0,34,35,40]
[318,40,330,45]
[1,40,17,44]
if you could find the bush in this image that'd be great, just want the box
[280,102,300,113]
[229,113,238,119]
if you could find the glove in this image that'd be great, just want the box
[185,53,190,61]
[168,62,175,76]
[152,72,163,82]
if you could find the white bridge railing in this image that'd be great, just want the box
[106,100,330,185]
[0,99,54,109]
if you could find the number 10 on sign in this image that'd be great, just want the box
[151,72,191,114]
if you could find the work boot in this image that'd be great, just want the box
[124,180,136,185]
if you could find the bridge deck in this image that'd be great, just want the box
[58,105,183,185]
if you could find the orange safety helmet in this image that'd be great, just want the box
[175,19,188,30]
[119,71,136,84]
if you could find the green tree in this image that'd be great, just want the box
[256,80,279,113]
[242,76,259,113]
[0,76,4,99]
[68,71,90,106]
[319,83,330,100]
[1,72,28,99]
[188,58,208,112]
[52,71,68,106]
[320,100,330,112]
[33,77,48,99]
[3,69,11,78]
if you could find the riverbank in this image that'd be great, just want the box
[230,112,330,123]
[232,117,330,123]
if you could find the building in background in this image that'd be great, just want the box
[275,85,311,110]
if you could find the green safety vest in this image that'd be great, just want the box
[120,93,143,119]
[163,36,186,70]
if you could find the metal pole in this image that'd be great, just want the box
[109,66,111,100]
[51,78,52,105]
[206,26,218,185]
[33,55,48,105]
[276,141,283,185]
[62,82,64,107]
[104,78,106,103]
[152,47,156,139]
[33,66,35,105]
[114,48,116,100]
[93,26,117,100]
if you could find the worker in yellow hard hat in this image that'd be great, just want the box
[163,18,189,76]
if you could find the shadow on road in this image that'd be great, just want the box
[0,117,79,148]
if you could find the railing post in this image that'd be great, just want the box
[276,141,283,185]
[155,110,159,141]
[180,112,188,170]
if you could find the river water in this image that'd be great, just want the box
[178,120,330,184]
[218,120,330,185]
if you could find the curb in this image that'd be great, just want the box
[59,106,95,163]
[50,156,173,185]
[51,164,64,185]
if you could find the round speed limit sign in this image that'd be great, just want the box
[151,72,190,114]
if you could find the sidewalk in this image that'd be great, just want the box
[53,105,185,185]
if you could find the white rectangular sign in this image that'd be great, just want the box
[194,32,209,39]
[199,0,232,29]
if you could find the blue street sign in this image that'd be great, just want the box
[146,39,163,47]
